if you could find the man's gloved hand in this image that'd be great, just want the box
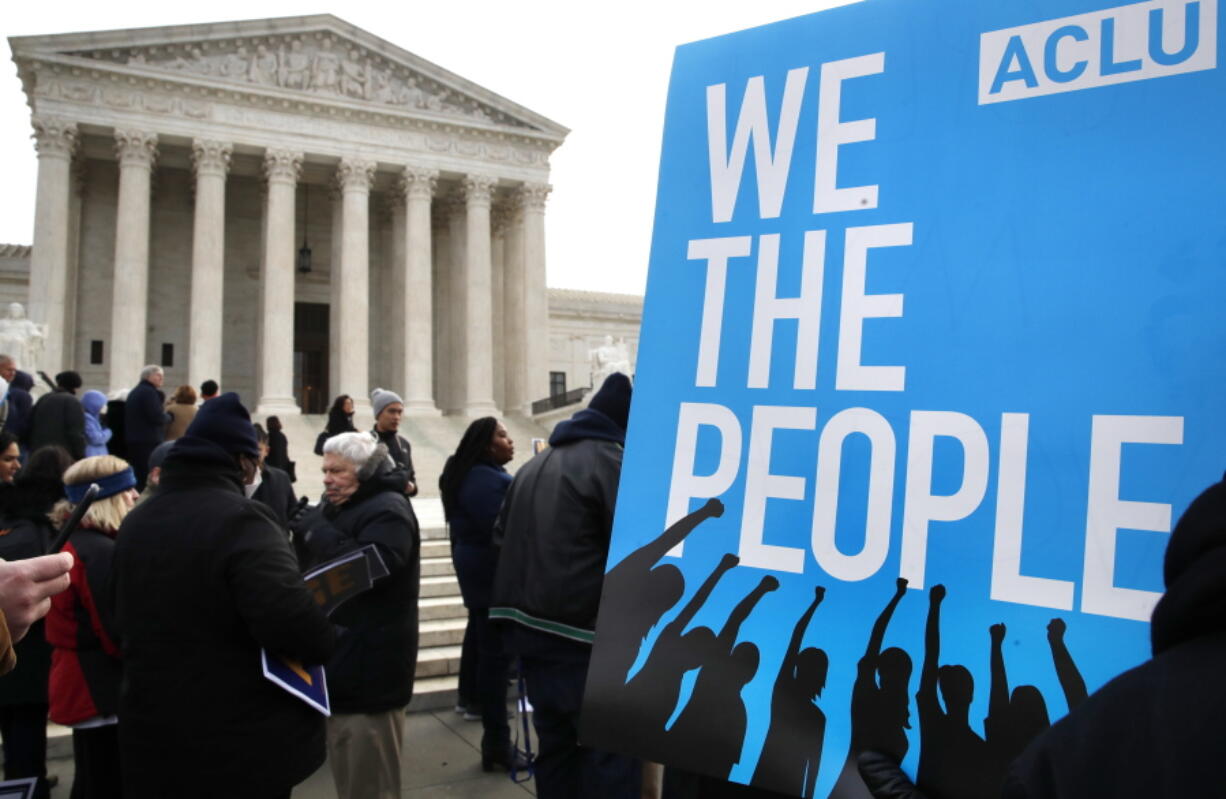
[857,751,929,799]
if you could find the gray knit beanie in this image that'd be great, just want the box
[371,387,403,419]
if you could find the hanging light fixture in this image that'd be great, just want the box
[297,182,313,274]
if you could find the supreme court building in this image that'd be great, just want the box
[9,15,569,416]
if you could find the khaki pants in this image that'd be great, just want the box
[327,709,406,799]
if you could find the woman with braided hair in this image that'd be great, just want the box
[439,416,518,772]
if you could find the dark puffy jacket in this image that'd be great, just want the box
[297,463,420,714]
[123,380,167,445]
[448,462,511,609]
[490,408,623,643]
[373,427,418,497]
[1004,480,1226,798]
[253,464,297,531]
[28,389,85,459]
[112,437,334,798]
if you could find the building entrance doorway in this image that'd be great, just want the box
[294,302,329,414]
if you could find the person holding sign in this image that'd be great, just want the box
[295,431,420,799]
[439,417,517,772]
[112,393,334,799]
[490,372,638,799]
[46,454,136,799]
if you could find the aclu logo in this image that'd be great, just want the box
[979,0,1217,104]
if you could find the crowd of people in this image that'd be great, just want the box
[0,357,1216,799]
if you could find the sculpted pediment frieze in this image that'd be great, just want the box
[62,33,531,130]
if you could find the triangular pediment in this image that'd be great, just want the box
[9,15,567,138]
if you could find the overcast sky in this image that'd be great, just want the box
[1,1,858,296]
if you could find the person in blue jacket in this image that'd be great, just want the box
[81,390,112,457]
[439,417,517,771]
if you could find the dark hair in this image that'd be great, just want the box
[326,395,356,435]
[13,445,72,515]
[0,431,18,456]
[55,371,83,392]
[200,379,219,397]
[438,417,499,521]
[252,423,269,445]
[266,416,282,433]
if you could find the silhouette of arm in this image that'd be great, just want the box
[1047,618,1087,710]
[668,552,738,634]
[989,623,1009,725]
[866,577,908,659]
[616,498,725,577]
[784,585,825,668]
[718,574,779,648]
[918,584,945,712]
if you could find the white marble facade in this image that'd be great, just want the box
[10,15,567,416]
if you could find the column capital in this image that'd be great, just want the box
[462,173,498,208]
[337,158,377,192]
[192,139,233,179]
[515,181,551,211]
[400,166,439,200]
[114,129,158,168]
[263,149,303,185]
[491,201,515,235]
[31,116,78,159]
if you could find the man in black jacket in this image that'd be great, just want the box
[857,479,1226,799]
[369,387,418,497]
[112,393,334,799]
[251,423,297,531]
[124,364,170,491]
[490,372,639,799]
[295,430,420,799]
[27,371,84,460]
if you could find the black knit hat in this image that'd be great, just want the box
[182,392,259,457]
[587,372,632,432]
[55,371,82,391]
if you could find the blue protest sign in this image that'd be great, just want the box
[581,1,1222,796]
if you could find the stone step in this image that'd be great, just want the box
[419,617,467,648]
[408,674,458,712]
[421,524,448,542]
[420,575,459,598]
[415,644,463,679]
[421,539,451,559]
[421,556,455,578]
[419,595,467,622]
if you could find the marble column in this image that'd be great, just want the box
[490,205,508,413]
[336,158,376,414]
[189,140,232,392]
[401,167,440,415]
[27,116,78,375]
[445,195,467,414]
[109,129,158,394]
[328,181,343,399]
[502,196,528,415]
[461,174,499,416]
[256,149,303,416]
[520,183,552,407]
[386,194,407,392]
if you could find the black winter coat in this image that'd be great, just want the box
[28,389,85,459]
[253,464,297,530]
[112,439,335,798]
[0,482,56,708]
[491,408,623,643]
[123,380,167,445]
[1004,480,1226,798]
[297,473,420,714]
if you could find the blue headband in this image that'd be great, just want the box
[65,468,136,504]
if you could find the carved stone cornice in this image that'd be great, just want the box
[263,149,303,184]
[192,139,233,179]
[31,115,78,159]
[336,158,376,193]
[515,182,551,211]
[114,129,158,168]
[400,166,438,201]
[462,174,497,208]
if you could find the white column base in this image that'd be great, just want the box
[404,401,443,417]
[254,397,302,418]
[461,402,501,418]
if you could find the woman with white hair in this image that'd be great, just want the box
[294,431,420,799]
[47,454,137,799]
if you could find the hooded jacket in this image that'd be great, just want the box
[112,435,334,798]
[1003,480,1226,798]
[81,390,112,457]
[489,407,624,643]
